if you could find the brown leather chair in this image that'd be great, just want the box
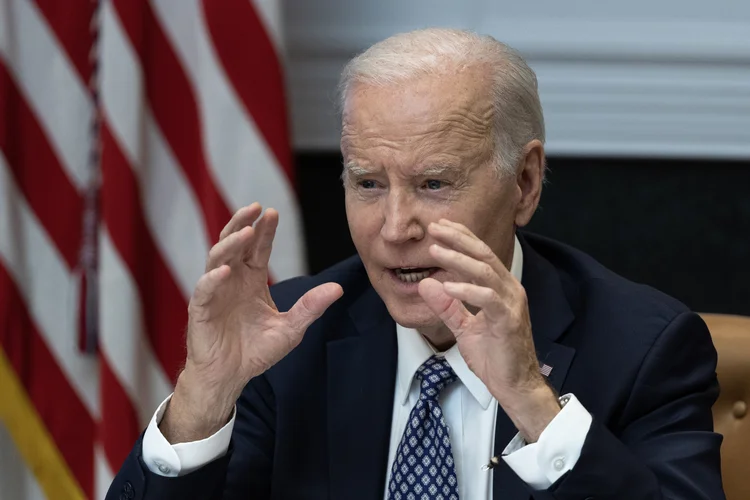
[700,313,750,500]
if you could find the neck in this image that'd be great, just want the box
[417,323,456,352]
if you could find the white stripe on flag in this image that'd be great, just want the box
[101,0,209,297]
[150,0,306,279]
[99,228,174,427]
[0,152,100,419]
[99,1,142,163]
[136,108,209,296]
[94,444,115,500]
[0,424,47,500]
[251,0,285,52]
[0,0,93,192]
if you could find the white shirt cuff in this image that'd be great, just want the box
[141,394,236,477]
[501,394,592,490]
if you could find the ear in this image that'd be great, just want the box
[514,140,545,228]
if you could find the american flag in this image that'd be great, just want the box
[0,1,304,498]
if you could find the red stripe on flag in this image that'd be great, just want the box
[111,0,233,243]
[99,357,141,471]
[0,62,83,269]
[0,263,95,497]
[33,0,97,84]
[201,0,295,186]
[100,123,187,383]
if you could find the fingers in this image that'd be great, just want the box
[436,219,474,237]
[285,282,344,333]
[443,281,504,314]
[245,208,278,269]
[219,203,263,241]
[428,220,509,278]
[206,225,254,272]
[418,278,472,336]
[207,205,280,272]
[190,265,231,319]
[429,244,507,292]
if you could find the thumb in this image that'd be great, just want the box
[418,278,471,336]
[286,282,344,333]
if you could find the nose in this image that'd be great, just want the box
[380,190,425,244]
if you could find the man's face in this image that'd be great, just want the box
[341,67,523,329]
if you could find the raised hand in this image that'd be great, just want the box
[417,219,560,442]
[162,203,343,443]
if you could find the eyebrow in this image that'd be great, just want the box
[340,161,465,180]
[342,162,373,178]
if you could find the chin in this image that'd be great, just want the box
[382,298,440,330]
[364,263,445,329]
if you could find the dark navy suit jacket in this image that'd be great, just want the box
[107,233,725,499]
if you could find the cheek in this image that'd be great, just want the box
[439,196,514,244]
[429,204,477,229]
[469,204,518,252]
[345,197,381,244]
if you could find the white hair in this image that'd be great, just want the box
[338,28,545,176]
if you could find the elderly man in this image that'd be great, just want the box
[107,29,724,499]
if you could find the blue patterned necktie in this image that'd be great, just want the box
[387,355,459,500]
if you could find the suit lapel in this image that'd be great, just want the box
[492,234,577,499]
[327,286,397,500]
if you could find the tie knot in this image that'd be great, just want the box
[416,355,457,400]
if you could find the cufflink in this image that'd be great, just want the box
[482,395,573,472]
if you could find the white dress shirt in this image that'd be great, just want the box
[142,236,593,496]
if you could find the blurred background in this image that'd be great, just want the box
[0,0,748,499]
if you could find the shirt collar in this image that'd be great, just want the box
[395,235,524,410]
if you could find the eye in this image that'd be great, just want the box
[424,179,445,190]
[358,179,377,189]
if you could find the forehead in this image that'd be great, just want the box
[340,65,494,160]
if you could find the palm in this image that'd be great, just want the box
[453,311,493,377]
[186,204,342,390]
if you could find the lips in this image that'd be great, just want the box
[393,267,438,283]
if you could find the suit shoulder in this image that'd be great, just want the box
[269,254,370,313]
[523,232,690,326]
[261,255,374,385]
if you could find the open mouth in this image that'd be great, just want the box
[393,267,439,283]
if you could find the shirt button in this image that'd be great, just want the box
[553,457,566,471]
[155,461,171,475]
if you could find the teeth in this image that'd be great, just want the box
[395,268,433,283]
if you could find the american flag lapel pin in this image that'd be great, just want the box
[539,363,553,377]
